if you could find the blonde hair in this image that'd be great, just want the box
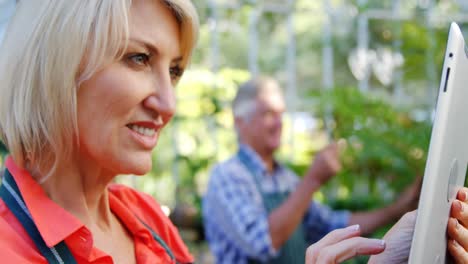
[0,0,199,181]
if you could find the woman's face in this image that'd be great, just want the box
[76,0,182,176]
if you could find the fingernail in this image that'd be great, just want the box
[357,239,386,254]
[453,240,460,248]
[377,239,386,248]
[454,219,460,229]
[460,201,465,212]
[464,191,468,202]
[368,239,386,248]
[346,224,360,231]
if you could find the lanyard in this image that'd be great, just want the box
[0,169,178,263]
[0,169,76,263]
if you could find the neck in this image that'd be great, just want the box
[244,143,275,173]
[38,155,116,231]
[261,154,275,173]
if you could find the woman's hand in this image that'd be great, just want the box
[305,187,468,264]
[371,187,468,264]
[447,187,468,262]
[305,225,385,264]
[306,211,416,264]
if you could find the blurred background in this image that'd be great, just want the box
[1,0,468,263]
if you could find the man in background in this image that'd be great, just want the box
[202,76,420,264]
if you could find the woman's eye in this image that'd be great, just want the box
[169,65,184,81]
[127,53,150,66]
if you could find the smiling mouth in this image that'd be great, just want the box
[127,124,156,137]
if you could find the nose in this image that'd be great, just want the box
[273,112,283,128]
[276,115,283,128]
[143,80,176,125]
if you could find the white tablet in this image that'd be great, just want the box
[409,22,468,263]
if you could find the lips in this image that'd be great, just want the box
[128,124,156,137]
[126,121,162,149]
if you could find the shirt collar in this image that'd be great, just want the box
[108,190,153,240]
[237,144,283,176]
[5,157,84,248]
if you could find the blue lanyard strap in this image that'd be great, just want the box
[0,169,77,264]
[0,169,181,264]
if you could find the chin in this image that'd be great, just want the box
[268,142,281,151]
[131,168,151,176]
[122,156,153,176]
[265,146,279,154]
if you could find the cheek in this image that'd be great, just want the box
[78,69,146,122]
[77,70,143,148]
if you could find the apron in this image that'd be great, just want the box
[0,169,178,264]
[238,151,308,264]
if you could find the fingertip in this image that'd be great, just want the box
[459,200,464,212]
[346,224,360,230]
[451,239,461,251]
[458,189,468,202]
[450,216,456,226]
[451,200,463,215]
[447,239,458,259]
[447,238,468,263]
[447,218,459,238]
[355,239,386,255]
[380,239,386,249]
[448,239,456,251]
[345,224,361,235]
[374,239,386,249]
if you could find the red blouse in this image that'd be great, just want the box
[0,157,193,264]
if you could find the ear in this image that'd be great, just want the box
[234,116,248,142]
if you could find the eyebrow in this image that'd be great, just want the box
[128,37,183,63]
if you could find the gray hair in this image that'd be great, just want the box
[232,76,282,120]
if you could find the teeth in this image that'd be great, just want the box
[129,125,156,137]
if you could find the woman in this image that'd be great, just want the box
[0,0,198,263]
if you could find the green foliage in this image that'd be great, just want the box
[191,0,457,110]
[309,87,431,209]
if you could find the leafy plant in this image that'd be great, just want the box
[309,87,431,210]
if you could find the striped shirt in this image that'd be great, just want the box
[202,144,350,264]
